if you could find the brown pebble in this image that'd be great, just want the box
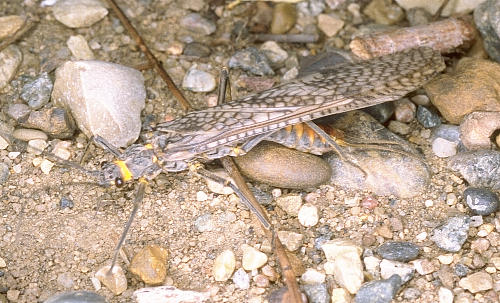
[425,57,500,124]
[253,274,270,288]
[270,3,296,34]
[362,234,377,246]
[460,111,500,150]
[394,98,416,123]
[234,141,332,189]
[129,245,169,285]
[20,107,75,139]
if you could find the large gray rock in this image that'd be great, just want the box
[52,60,146,147]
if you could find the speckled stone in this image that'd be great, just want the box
[430,215,470,252]
[376,241,419,262]
[464,187,499,215]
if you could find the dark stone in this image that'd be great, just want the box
[454,263,470,277]
[298,51,351,77]
[464,187,499,215]
[432,124,460,143]
[362,102,395,123]
[376,241,420,262]
[355,274,403,303]
[20,72,53,110]
[228,47,274,76]
[474,0,500,63]
[430,215,470,252]
[60,197,74,209]
[416,105,441,128]
[44,291,107,303]
[183,42,211,57]
[448,150,500,190]
[302,283,329,303]
[0,163,10,184]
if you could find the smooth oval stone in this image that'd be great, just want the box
[234,141,332,189]
[376,241,420,262]
[323,111,430,198]
[464,187,499,216]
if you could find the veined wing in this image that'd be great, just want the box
[157,47,445,160]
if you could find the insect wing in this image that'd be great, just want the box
[157,47,445,158]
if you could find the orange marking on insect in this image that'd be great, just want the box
[114,160,133,182]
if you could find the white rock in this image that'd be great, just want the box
[438,287,454,303]
[301,268,325,284]
[52,0,108,28]
[260,41,288,64]
[432,137,457,158]
[380,259,415,283]
[242,244,268,271]
[277,230,304,251]
[134,286,210,303]
[276,194,302,216]
[321,239,363,294]
[52,60,146,147]
[95,265,127,295]
[0,15,25,40]
[0,45,22,89]
[298,203,319,227]
[330,288,351,303]
[67,35,94,60]
[213,250,235,282]
[182,68,216,92]
[40,159,55,174]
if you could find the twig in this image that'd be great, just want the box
[104,0,192,111]
[253,33,319,43]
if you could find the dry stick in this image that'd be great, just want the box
[0,19,35,52]
[349,17,477,60]
[104,0,191,111]
[106,0,302,301]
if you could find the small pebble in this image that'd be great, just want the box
[416,105,441,128]
[7,103,31,121]
[317,14,344,37]
[387,120,410,135]
[0,15,25,40]
[464,187,499,215]
[213,250,235,282]
[182,68,216,92]
[430,215,470,252]
[402,287,421,301]
[330,288,351,303]
[276,194,302,216]
[437,254,454,265]
[67,35,94,60]
[438,287,454,303]
[321,239,363,294]
[59,197,74,209]
[95,265,127,295]
[298,203,319,227]
[0,45,23,89]
[376,241,419,262]
[27,139,48,155]
[270,3,297,34]
[454,263,469,277]
[0,163,10,184]
[253,274,269,288]
[458,272,493,293]
[460,111,500,150]
[232,268,250,289]
[194,213,214,232]
[180,13,216,35]
[205,169,234,195]
[354,274,402,303]
[411,258,438,275]
[363,0,404,25]
[129,245,169,285]
[260,41,288,65]
[134,286,210,303]
[431,137,457,158]
[196,191,208,202]
[302,283,330,303]
[448,150,500,190]
[379,259,415,283]
[411,94,430,106]
[183,42,211,57]
[301,268,325,284]
[394,98,416,123]
[52,0,108,28]
[228,47,274,76]
[277,230,303,251]
[40,159,55,174]
[242,244,268,271]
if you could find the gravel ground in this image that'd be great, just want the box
[0,0,499,302]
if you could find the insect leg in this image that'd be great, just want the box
[108,178,147,273]
[304,120,368,176]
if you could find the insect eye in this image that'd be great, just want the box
[115,177,124,188]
